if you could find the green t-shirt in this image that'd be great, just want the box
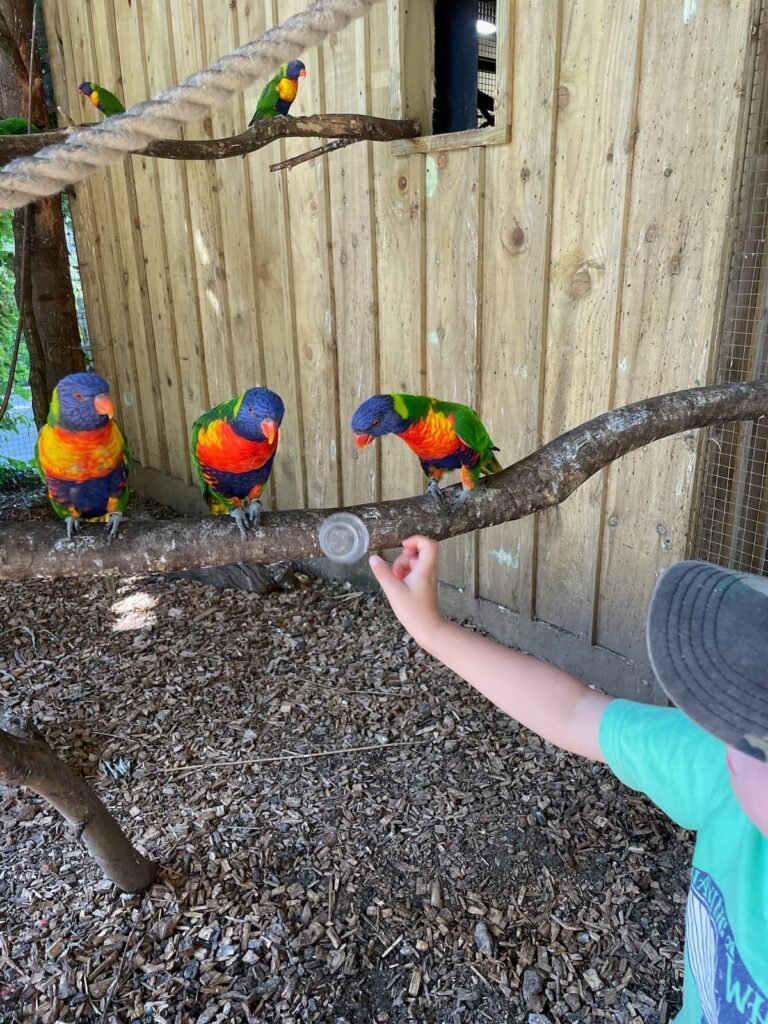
[599,699,768,1024]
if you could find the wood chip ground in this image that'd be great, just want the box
[0,492,692,1023]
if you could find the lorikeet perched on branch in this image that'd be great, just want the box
[249,60,306,124]
[78,81,125,118]
[352,394,502,509]
[0,117,41,135]
[35,372,130,540]
[191,387,285,536]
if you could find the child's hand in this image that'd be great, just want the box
[369,536,445,647]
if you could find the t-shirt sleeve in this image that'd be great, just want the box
[598,698,731,831]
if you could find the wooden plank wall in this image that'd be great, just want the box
[44,0,758,696]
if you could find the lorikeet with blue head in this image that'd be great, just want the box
[78,81,125,118]
[249,60,306,124]
[352,393,503,510]
[0,117,41,135]
[35,372,130,540]
[191,387,285,536]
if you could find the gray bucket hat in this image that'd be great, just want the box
[647,561,768,763]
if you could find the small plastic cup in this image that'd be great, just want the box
[318,512,370,564]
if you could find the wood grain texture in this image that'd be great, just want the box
[479,0,558,615]
[596,0,757,661]
[425,146,483,589]
[535,0,643,638]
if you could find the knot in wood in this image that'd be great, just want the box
[568,264,592,299]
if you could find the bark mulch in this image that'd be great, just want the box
[0,492,692,1023]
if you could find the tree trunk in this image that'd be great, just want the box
[0,716,157,892]
[0,379,766,581]
[0,0,84,426]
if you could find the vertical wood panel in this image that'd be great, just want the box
[63,0,148,464]
[40,0,121,427]
[277,0,340,510]
[478,0,558,614]
[425,147,483,588]
[83,0,168,472]
[140,0,209,480]
[597,0,756,663]
[236,0,306,510]
[371,0,429,505]
[324,19,380,506]
[203,4,274,495]
[535,0,642,637]
[172,0,236,408]
[111,0,190,483]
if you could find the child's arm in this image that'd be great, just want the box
[370,536,612,762]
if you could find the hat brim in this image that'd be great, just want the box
[647,561,768,761]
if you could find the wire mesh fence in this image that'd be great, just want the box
[477,0,496,127]
[695,1,768,575]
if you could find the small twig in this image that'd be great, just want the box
[157,738,428,776]
[269,136,359,172]
[550,913,584,932]
[99,913,140,1022]
[380,933,404,959]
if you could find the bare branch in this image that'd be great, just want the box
[0,113,421,166]
[1,380,766,582]
[0,716,157,892]
[270,136,359,172]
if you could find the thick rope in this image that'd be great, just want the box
[0,0,382,210]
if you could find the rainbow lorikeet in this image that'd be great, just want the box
[191,387,285,536]
[77,81,125,118]
[352,393,503,509]
[249,60,306,124]
[0,117,41,135]
[35,372,130,540]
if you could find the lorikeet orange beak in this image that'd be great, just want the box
[355,433,374,448]
[94,394,114,418]
[299,68,307,78]
[261,419,278,445]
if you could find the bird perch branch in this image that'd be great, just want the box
[3,380,765,581]
[0,114,421,167]
[0,715,157,892]
[1,380,766,582]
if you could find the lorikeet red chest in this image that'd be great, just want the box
[399,408,477,465]
[194,418,276,477]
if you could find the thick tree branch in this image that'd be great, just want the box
[1,380,766,581]
[0,716,157,892]
[0,113,421,166]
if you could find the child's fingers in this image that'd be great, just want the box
[369,554,405,599]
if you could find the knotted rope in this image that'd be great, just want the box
[0,0,383,210]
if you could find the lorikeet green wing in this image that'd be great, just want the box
[448,401,503,477]
[190,397,241,514]
[250,73,282,123]
[94,86,125,117]
[0,117,41,135]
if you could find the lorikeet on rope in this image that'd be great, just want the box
[191,387,285,536]
[35,372,130,540]
[352,394,503,509]
[249,60,307,124]
[0,117,41,135]
[77,81,125,118]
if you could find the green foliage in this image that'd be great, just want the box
[0,209,33,450]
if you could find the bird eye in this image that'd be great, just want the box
[73,391,83,401]
[372,417,381,427]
